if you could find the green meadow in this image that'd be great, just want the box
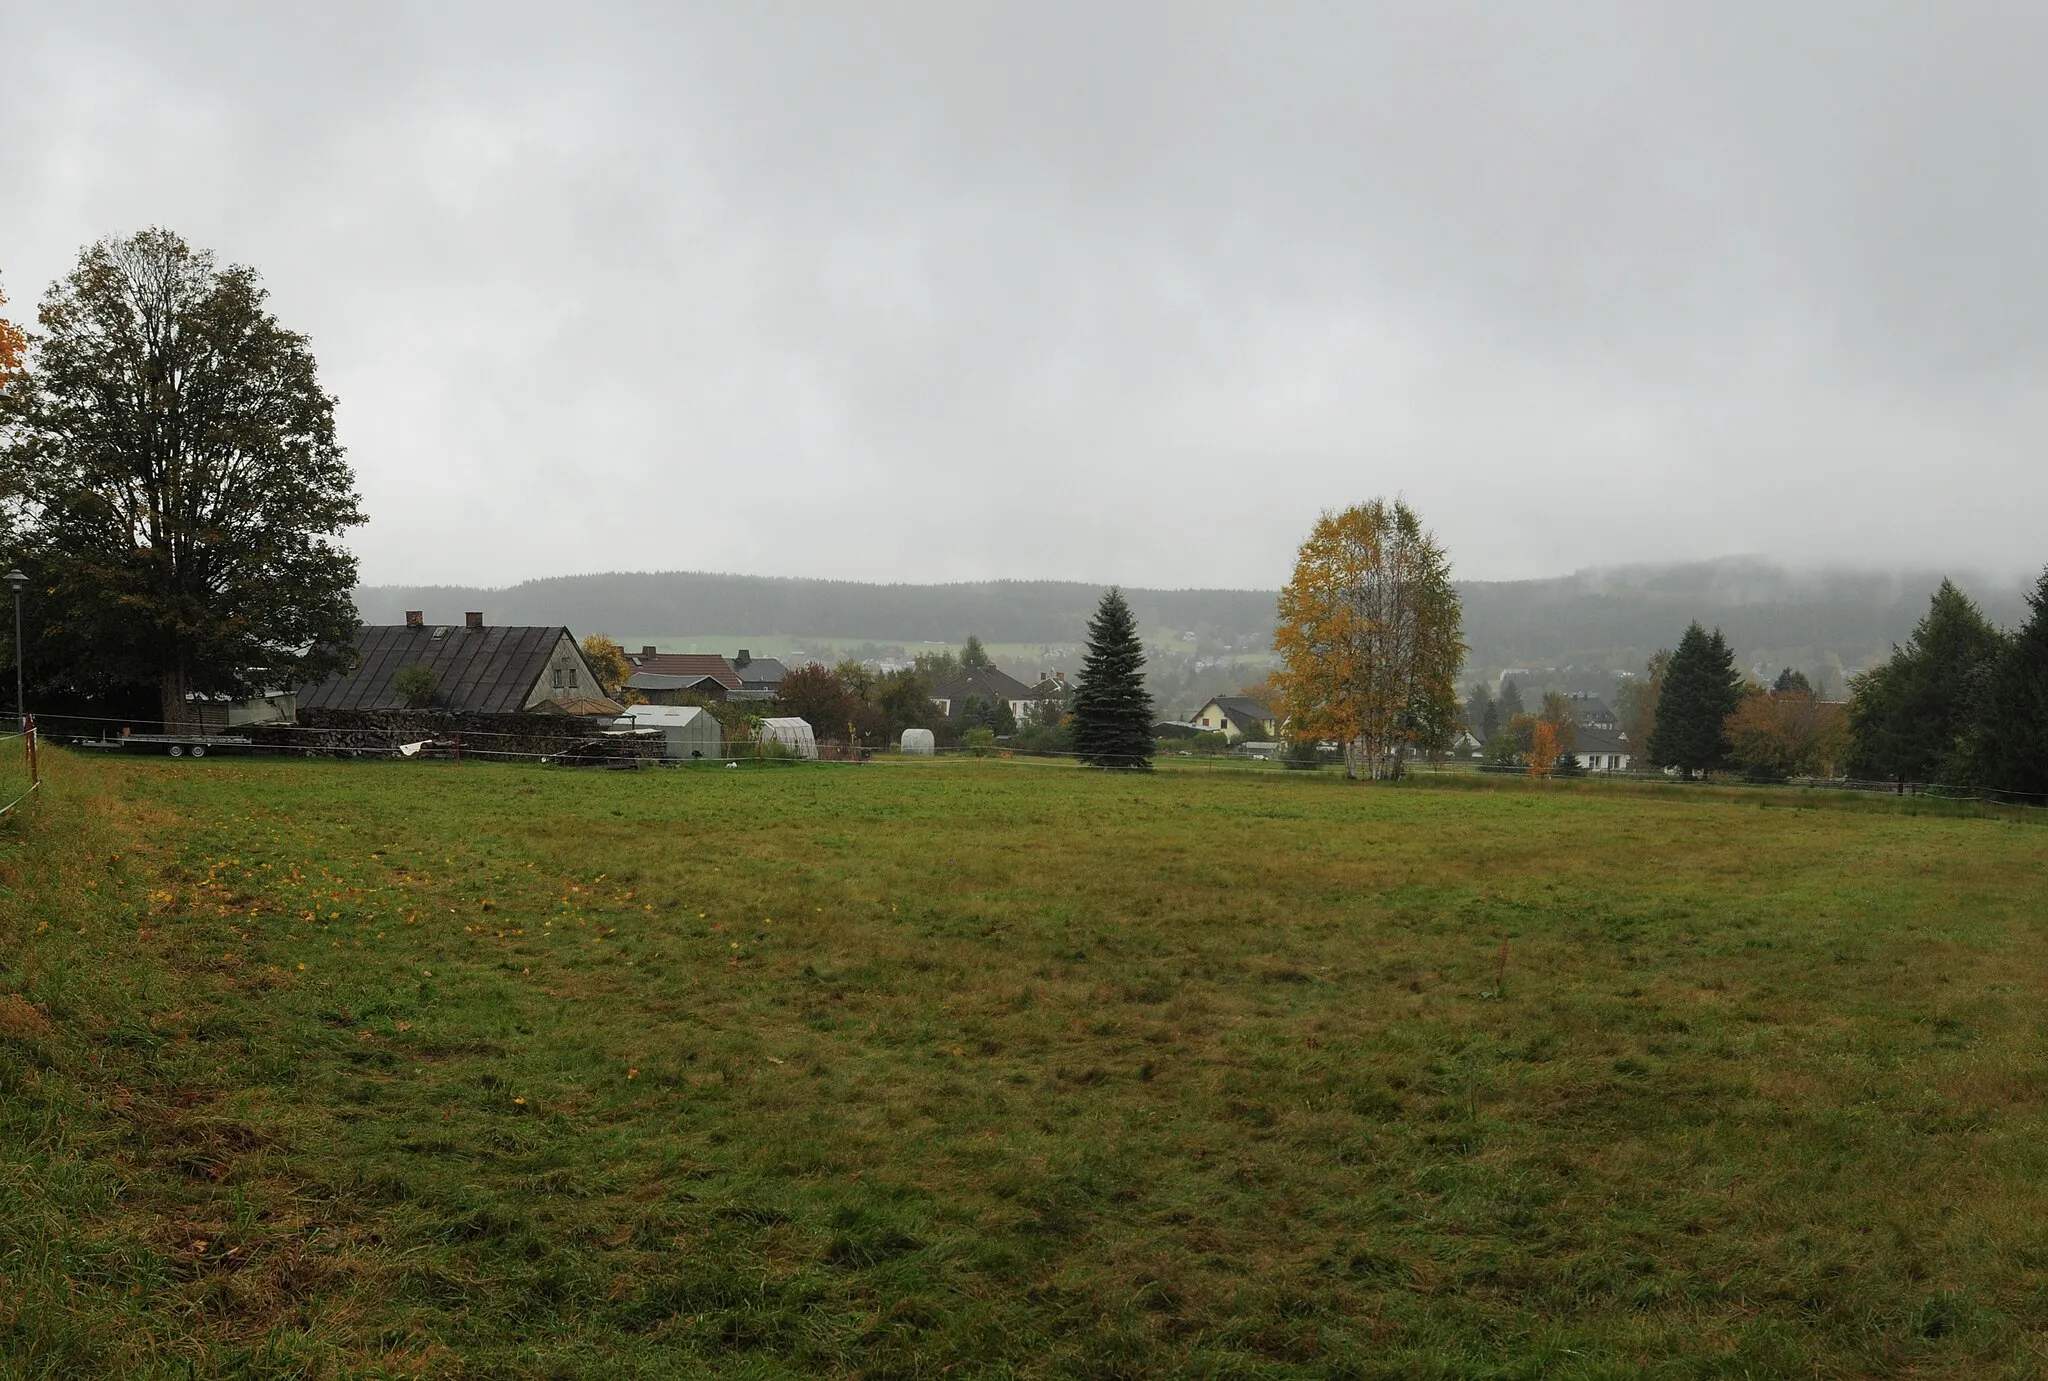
[3,751,2047,1378]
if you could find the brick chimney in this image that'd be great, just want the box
[641,646,656,657]
[405,610,423,629]
[465,611,484,630]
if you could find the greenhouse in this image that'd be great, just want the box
[757,717,818,760]
[614,703,723,760]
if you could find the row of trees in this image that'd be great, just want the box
[1847,575,2048,797]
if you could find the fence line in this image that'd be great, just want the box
[0,720,42,823]
[18,711,2044,807]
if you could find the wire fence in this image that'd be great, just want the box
[17,709,2045,809]
[0,719,42,823]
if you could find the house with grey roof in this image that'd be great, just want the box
[1190,695,1279,742]
[930,666,1039,724]
[297,612,620,717]
[1568,725,1634,772]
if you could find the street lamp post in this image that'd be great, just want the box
[5,570,25,732]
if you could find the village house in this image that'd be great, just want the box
[730,650,789,695]
[929,665,1042,723]
[623,649,783,704]
[1569,725,1633,772]
[297,612,620,716]
[1565,693,1619,730]
[1189,695,1278,742]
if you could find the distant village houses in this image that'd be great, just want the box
[621,648,788,704]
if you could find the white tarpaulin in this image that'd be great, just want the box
[900,728,935,755]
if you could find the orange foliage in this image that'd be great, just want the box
[1273,500,1462,779]
[0,269,25,381]
[1726,689,1849,779]
[1527,720,1559,778]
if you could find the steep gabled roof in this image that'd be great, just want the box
[1572,725,1632,755]
[931,665,1035,704]
[299,624,588,714]
[1199,696,1276,730]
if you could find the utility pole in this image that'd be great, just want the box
[5,570,25,731]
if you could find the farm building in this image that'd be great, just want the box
[614,703,723,759]
[900,727,935,755]
[758,717,818,760]
[297,613,620,716]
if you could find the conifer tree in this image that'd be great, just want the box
[1646,622,1744,775]
[1845,580,2004,784]
[1498,677,1526,720]
[1070,587,1154,768]
[1951,567,2048,799]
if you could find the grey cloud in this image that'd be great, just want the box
[4,2,2045,587]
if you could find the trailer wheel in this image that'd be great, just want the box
[190,744,207,758]
[168,744,185,757]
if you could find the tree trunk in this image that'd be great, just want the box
[161,663,194,733]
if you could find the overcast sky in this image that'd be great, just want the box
[5,3,2045,589]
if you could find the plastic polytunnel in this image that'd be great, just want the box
[757,717,818,760]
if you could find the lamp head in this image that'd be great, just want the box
[3,570,25,594]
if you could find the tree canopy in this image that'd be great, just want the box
[0,269,25,384]
[1942,568,2048,799]
[1845,580,2004,784]
[1070,588,1153,768]
[1273,499,1463,779]
[1645,623,1743,775]
[0,231,362,727]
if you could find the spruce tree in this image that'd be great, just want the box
[1845,580,2004,784]
[1646,622,1744,775]
[1498,677,1526,720]
[1070,587,1154,768]
[1954,567,2048,799]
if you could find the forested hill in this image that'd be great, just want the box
[353,573,1279,647]
[355,560,2034,682]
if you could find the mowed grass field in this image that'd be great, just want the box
[4,753,2048,1378]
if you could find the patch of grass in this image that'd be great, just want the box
[2,749,2047,1375]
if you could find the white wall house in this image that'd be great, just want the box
[1570,726,1633,772]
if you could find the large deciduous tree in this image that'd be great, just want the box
[0,231,363,727]
[1273,499,1464,780]
[1645,623,1743,775]
[776,664,857,741]
[1070,587,1153,768]
[1726,684,1850,781]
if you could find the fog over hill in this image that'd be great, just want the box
[356,559,2034,692]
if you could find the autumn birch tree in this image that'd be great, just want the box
[1273,499,1464,780]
